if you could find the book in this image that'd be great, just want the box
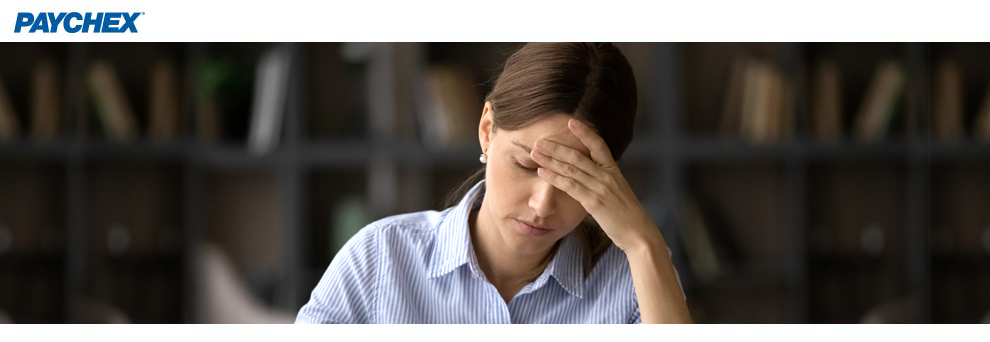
[147,57,181,142]
[417,64,481,150]
[810,58,844,141]
[932,58,965,141]
[681,194,741,284]
[718,54,749,136]
[739,60,785,144]
[30,58,62,142]
[417,65,450,150]
[438,66,474,146]
[682,194,721,282]
[852,60,906,143]
[763,65,787,143]
[247,44,292,154]
[719,56,791,143]
[717,57,793,143]
[0,71,21,143]
[972,83,990,142]
[739,59,768,142]
[780,75,795,141]
[87,60,138,142]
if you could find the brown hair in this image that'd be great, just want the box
[443,42,639,278]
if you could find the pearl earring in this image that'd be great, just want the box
[479,152,488,164]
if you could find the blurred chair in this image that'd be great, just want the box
[195,241,294,324]
[0,307,11,323]
[859,297,915,324]
[79,298,131,324]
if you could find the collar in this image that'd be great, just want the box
[542,231,585,298]
[427,178,486,279]
[426,178,585,298]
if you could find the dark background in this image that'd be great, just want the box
[0,42,987,323]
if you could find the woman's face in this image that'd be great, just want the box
[478,101,594,256]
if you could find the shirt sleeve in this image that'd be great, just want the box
[628,245,686,324]
[295,225,380,324]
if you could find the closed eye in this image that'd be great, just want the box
[513,160,538,173]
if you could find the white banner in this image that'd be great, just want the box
[0,0,987,42]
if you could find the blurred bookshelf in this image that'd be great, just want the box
[0,42,989,324]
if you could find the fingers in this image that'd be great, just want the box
[532,139,606,179]
[531,148,599,192]
[567,118,616,167]
[536,166,599,209]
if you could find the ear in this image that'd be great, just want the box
[479,101,495,153]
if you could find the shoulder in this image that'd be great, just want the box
[366,209,448,233]
[356,208,450,240]
[341,207,453,258]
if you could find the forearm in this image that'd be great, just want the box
[625,230,693,324]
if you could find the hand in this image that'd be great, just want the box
[530,118,663,252]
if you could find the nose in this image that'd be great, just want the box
[529,180,557,218]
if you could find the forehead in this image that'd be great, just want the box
[506,114,592,157]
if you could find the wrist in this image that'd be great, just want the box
[622,226,667,258]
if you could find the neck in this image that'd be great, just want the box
[469,197,557,287]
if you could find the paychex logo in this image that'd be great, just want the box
[14,12,143,33]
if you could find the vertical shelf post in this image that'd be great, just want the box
[655,42,691,289]
[278,43,305,311]
[904,42,930,323]
[64,42,87,323]
[783,42,808,323]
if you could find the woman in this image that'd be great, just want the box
[296,42,692,324]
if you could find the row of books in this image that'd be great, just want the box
[0,45,293,154]
[85,58,180,143]
[381,56,990,147]
[10,52,990,151]
[811,57,990,142]
[812,58,908,142]
[930,58,990,141]
[0,57,181,144]
[719,55,990,143]
[719,55,795,144]
[0,58,62,143]
[719,55,908,143]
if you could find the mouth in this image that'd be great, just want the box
[515,219,552,236]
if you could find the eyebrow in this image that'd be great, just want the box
[512,141,531,154]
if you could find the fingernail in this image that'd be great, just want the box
[536,139,546,148]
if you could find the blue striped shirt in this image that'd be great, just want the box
[295,178,683,324]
